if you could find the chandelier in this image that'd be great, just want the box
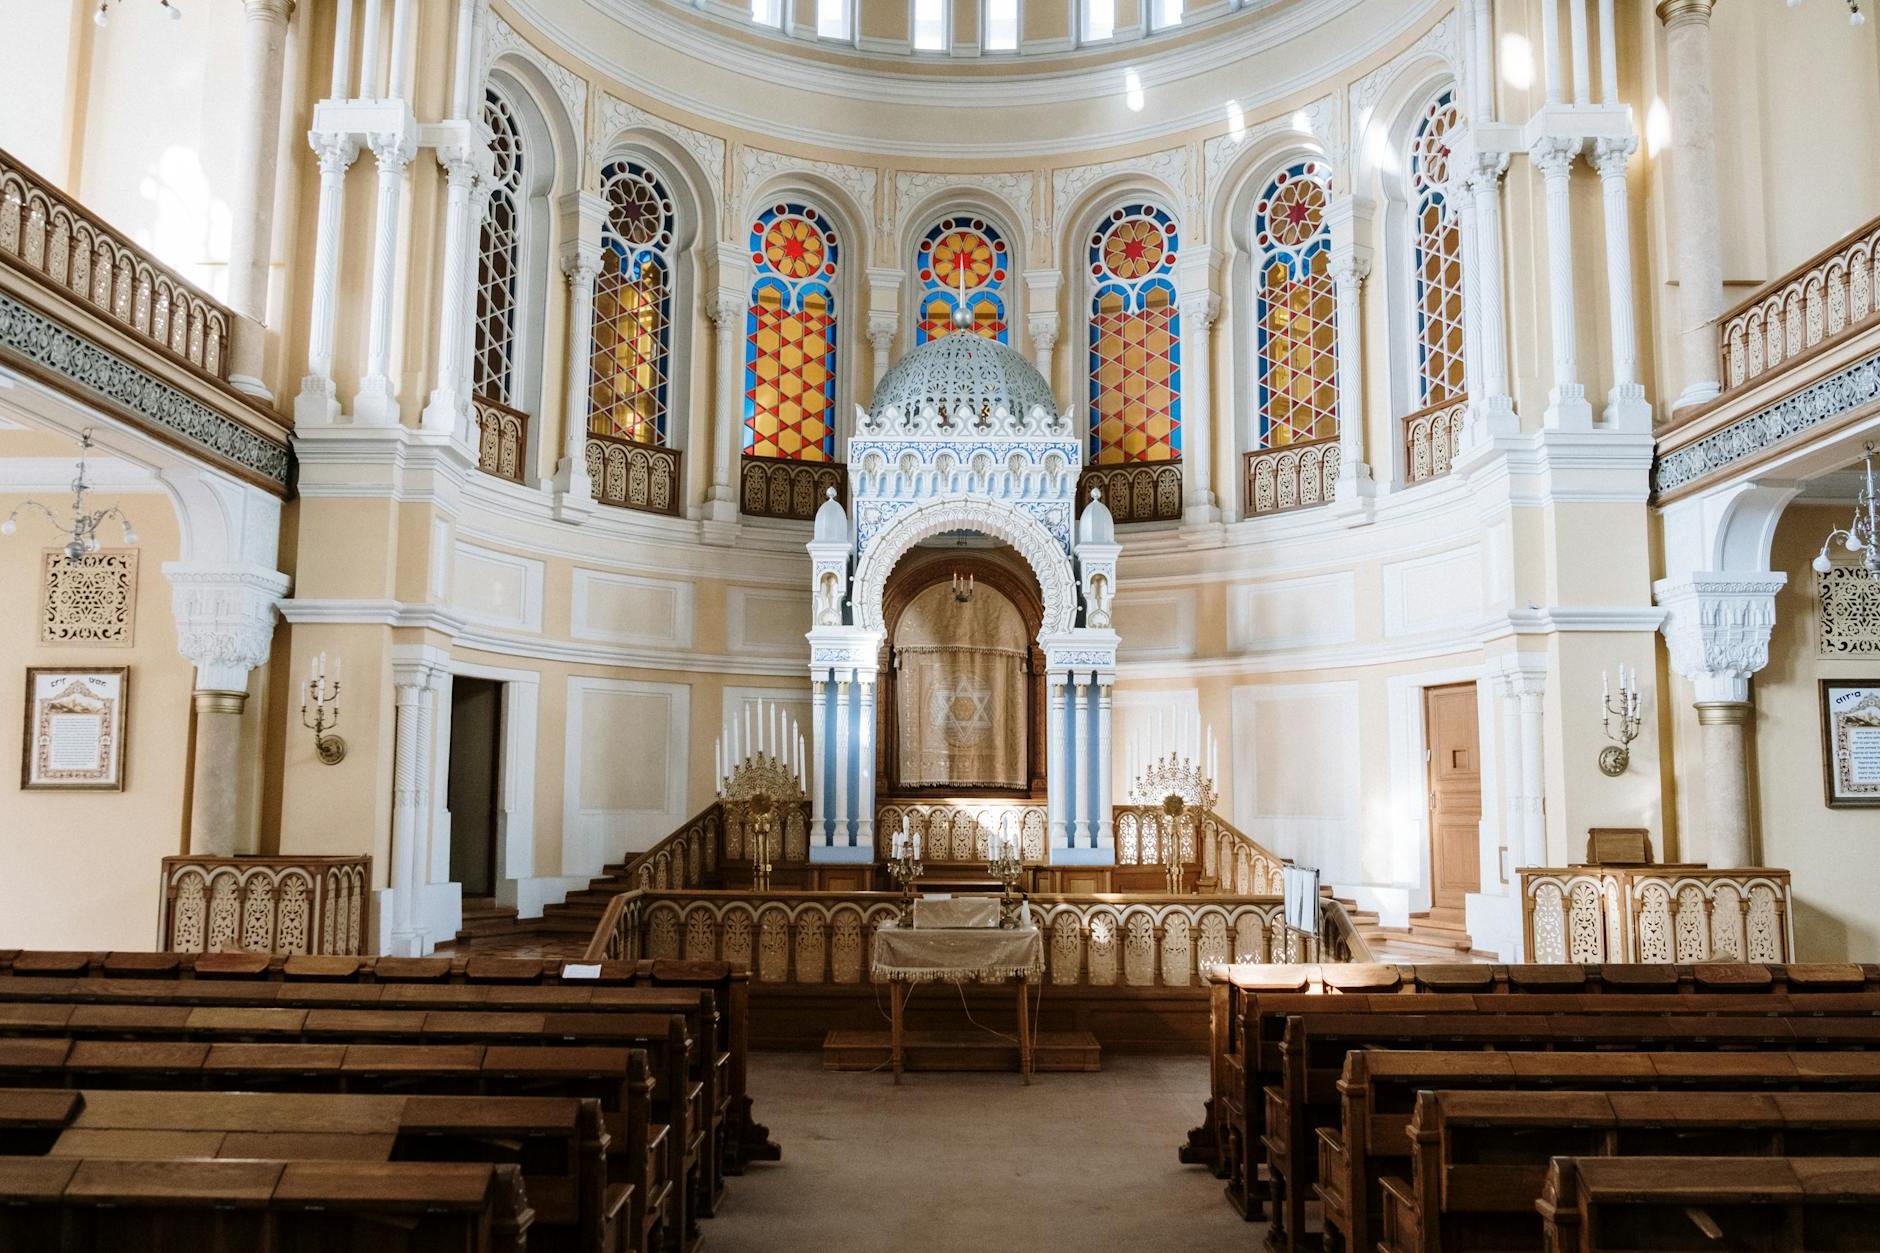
[92,1,183,25]
[0,430,139,563]
[1813,443,1878,578]
[1787,0,1866,25]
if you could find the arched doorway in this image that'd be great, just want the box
[878,542,1046,798]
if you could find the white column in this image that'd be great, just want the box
[811,679,829,846]
[1072,675,1093,846]
[1465,152,1516,439]
[329,0,354,98]
[386,0,415,99]
[411,681,438,934]
[295,135,358,425]
[1597,0,1620,103]
[1498,674,1525,869]
[1531,136,1593,430]
[1029,314,1060,402]
[358,0,385,97]
[1539,0,1565,106]
[706,290,745,524]
[1329,253,1373,498]
[868,315,895,391]
[353,129,416,425]
[1451,171,1485,407]
[1095,677,1114,850]
[421,146,484,437]
[1568,0,1592,104]
[1593,136,1652,431]
[390,678,427,954]
[1515,675,1547,869]
[553,243,602,516]
[1177,290,1219,525]
[1048,674,1068,849]
[1658,0,1725,409]
[833,679,852,845]
[224,0,295,400]
[448,0,479,118]
[856,676,877,850]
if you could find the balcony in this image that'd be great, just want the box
[586,429,681,516]
[740,454,847,522]
[1719,215,1880,396]
[472,392,529,484]
[1244,434,1339,516]
[1077,461,1183,524]
[1401,396,1468,487]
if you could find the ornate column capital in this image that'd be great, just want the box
[1179,290,1222,329]
[366,128,417,171]
[708,290,746,327]
[1529,134,1582,178]
[309,132,360,174]
[1656,0,1716,29]
[560,240,603,287]
[1591,134,1639,180]
[1464,147,1511,192]
[866,311,897,351]
[1027,311,1060,349]
[1328,253,1371,288]
[163,562,293,693]
[1655,573,1789,703]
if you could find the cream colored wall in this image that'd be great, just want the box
[0,450,193,950]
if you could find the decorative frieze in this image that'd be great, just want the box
[41,549,136,646]
[1819,565,1880,657]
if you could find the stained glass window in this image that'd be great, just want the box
[474,88,524,404]
[1410,90,1465,406]
[1254,161,1337,447]
[589,161,675,446]
[744,203,840,462]
[1087,203,1181,465]
[915,216,1008,346]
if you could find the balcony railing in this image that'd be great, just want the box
[740,454,846,522]
[1077,462,1183,524]
[1519,864,1793,964]
[1719,213,1880,395]
[1402,396,1468,487]
[158,854,371,956]
[0,148,231,381]
[1244,434,1339,517]
[472,393,528,484]
[586,430,681,516]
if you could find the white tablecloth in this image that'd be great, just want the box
[911,896,1002,929]
[871,922,1044,984]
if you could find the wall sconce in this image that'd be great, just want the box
[951,571,974,603]
[302,651,345,765]
[1599,664,1641,777]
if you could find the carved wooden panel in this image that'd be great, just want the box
[41,549,136,646]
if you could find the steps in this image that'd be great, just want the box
[1356,906,1496,963]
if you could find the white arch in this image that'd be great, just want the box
[852,496,1077,637]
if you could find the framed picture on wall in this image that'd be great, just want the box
[20,667,128,791]
[1820,678,1880,808]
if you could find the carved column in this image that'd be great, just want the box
[1175,287,1219,524]
[1329,252,1372,499]
[295,134,358,425]
[856,675,877,850]
[1657,574,1786,868]
[1047,675,1068,850]
[167,564,290,857]
[1593,136,1651,430]
[389,677,429,954]
[553,240,603,520]
[1072,676,1093,846]
[1464,151,1516,441]
[1095,677,1114,849]
[421,140,490,438]
[1514,672,1547,870]
[354,127,417,425]
[1531,136,1593,430]
[1028,313,1060,404]
[833,678,852,846]
[225,0,295,400]
[1657,0,1725,409]
[867,314,895,391]
[707,290,745,523]
[810,680,828,845]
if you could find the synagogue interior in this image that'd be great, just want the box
[1,0,1879,1247]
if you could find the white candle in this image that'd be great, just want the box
[715,737,722,785]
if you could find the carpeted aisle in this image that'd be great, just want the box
[707,1051,1262,1251]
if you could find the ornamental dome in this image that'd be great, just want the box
[868,332,1058,428]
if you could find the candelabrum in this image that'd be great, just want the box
[1599,664,1642,777]
[887,826,924,926]
[986,821,1025,929]
[1813,442,1878,580]
[301,652,345,765]
[0,429,139,563]
[747,793,776,891]
[715,698,809,883]
[1159,794,1188,894]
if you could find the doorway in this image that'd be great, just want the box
[1423,682,1482,913]
[447,677,504,899]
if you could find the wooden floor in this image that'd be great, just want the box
[705,1051,1260,1250]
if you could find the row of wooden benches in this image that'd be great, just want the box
[0,948,783,1253]
[1176,961,1880,1253]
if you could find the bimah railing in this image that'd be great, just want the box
[158,854,371,956]
[1520,864,1793,963]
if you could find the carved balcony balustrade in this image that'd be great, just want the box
[1401,396,1468,487]
[158,854,371,956]
[1113,806,1289,895]
[1244,434,1339,517]
[1719,213,1880,398]
[473,393,529,484]
[586,429,682,516]
[1076,462,1183,524]
[871,800,1050,865]
[1520,864,1793,964]
[739,454,847,522]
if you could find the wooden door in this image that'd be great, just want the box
[447,678,503,898]
[1424,682,1482,911]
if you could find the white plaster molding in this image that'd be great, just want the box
[1349,9,1456,156]
[163,562,292,692]
[738,145,878,230]
[1202,94,1337,193]
[484,12,589,141]
[593,92,726,211]
[450,541,546,632]
[1052,147,1190,224]
[562,676,690,872]
[570,568,696,647]
[1655,573,1790,704]
[852,495,1079,636]
[890,169,1042,241]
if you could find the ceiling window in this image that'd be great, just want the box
[1151,0,1181,30]
[913,0,946,49]
[986,0,1018,50]
[817,0,850,38]
[751,0,783,27]
[1084,0,1114,42]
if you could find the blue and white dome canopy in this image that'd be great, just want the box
[861,330,1066,438]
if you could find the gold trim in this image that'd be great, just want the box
[1656,0,1717,26]
[193,690,249,716]
[1695,700,1753,726]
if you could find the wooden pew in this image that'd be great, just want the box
[1534,1156,1880,1253]
[1265,1011,1880,1253]
[1323,1049,1880,1253]
[1372,1089,1880,1253]
[0,1156,533,1253]
[0,1041,672,1253]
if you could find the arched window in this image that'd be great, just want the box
[915,215,1008,346]
[589,161,676,446]
[744,203,841,462]
[1087,203,1181,465]
[1254,161,1337,447]
[474,87,525,404]
[1409,90,1464,406]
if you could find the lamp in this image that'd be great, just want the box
[93,1,184,25]
[1813,443,1878,580]
[1786,0,1866,24]
[951,571,975,603]
[1,429,139,563]
[301,652,345,765]
[1599,665,1641,777]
